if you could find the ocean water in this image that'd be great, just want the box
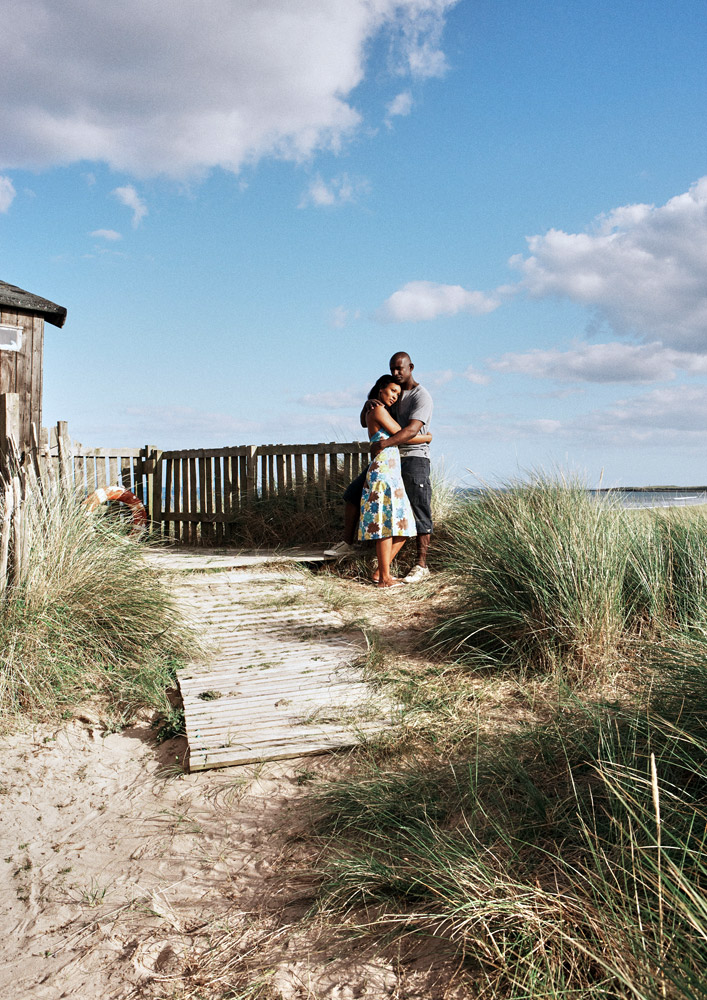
[590,488,707,509]
[458,487,707,510]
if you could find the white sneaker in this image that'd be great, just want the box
[323,540,357,559]
[403,564,430,584]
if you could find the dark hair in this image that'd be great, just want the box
[367,374,399,402]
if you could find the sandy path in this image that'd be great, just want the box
[0,712,316,998]
[0,562,463,999]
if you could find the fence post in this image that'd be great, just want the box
[246,445,257,501]
[0,481,13,599]
[149,446,163,537]
[56,421,73,484]
[0,393,20,481]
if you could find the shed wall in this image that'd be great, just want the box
[0,308,44,450]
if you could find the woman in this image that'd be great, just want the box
[358,375,432,588]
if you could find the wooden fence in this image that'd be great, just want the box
[53,438,370,544]
[1,392,372,601]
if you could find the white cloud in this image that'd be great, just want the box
[90,228,122,241]
[299,388,364,409]
[378,280,501,322]
[470,385,707,450]
[299,173,368,208]
[329,306,361,329]
[462,364,490,385]
[112,185,147,227]
[490,341,707,383]
[0,175,16,212]
[0,0,456,179]
[512,177,707,350]
[385,90,413,125]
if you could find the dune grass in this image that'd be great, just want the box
[0,484,195,728]
[307,477,707,998]
[429,475,707,680]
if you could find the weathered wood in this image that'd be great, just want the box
[56,421,72,482]
[170,563,392,771]
[245,445,257,500]
[189,456,198,544]
[0,393,20,475]
[148,447,162,534]
[0,483,13,598]
[214,455,223,544]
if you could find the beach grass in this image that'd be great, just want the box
[305,477,707,997]
[427,474,707,680]
[0,484,196,728]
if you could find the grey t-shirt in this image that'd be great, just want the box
[392,384,433,458]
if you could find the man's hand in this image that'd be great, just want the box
[360,398,378,428]
[370,439,384,458]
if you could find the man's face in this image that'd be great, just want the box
[390,355,413,385]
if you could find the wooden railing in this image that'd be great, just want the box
[1,392,370,561]
[157,442,369,544]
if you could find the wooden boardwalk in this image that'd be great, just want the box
[147,550,394,771]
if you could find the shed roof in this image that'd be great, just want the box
[0,280,67,328]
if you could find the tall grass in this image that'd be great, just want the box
[307,478,707,997]
[313,664,707,998]
[0,485,195,726]
[431,476,707,678]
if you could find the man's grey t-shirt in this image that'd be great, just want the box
[392,384,433,458]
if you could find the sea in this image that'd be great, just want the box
[459,487,707,510]
[589,488,707,509]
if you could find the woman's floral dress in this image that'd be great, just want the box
[358,429,417,541]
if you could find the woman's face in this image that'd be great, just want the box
[379,382,401,407]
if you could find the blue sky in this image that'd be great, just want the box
[1,0,706,487]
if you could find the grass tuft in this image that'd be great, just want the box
[0,484,196,728]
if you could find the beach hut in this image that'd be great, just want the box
[0,279,66,452]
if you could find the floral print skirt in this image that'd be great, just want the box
[358,445,417,540]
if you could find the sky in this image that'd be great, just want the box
[1,0,707,488]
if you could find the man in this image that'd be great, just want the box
[324,351,433,583]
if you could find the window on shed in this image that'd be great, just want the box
[0,325,22,352]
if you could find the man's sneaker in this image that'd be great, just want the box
[323,541,357,559]
[403,564,430,584]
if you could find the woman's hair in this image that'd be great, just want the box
[367,374,398,402]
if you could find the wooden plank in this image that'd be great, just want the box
[189,455,198,545]
[199,452,210,544]
[163,457,173,540]
[268,453,275,498]
[95,453,107,489]
[30,316,44,446]
[181,456,190,544]
[275,452,285,496]
[171,456,181,543]
[14,313,31,451]
[214,455,223,545]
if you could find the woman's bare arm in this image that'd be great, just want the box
[366,403,401,436]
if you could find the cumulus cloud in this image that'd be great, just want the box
[512,177,707,350]
[112,185,147,227]
[90,228,122,241]
[378,280,501,322]
[0,176,16,212]
[385,90,413,125]
[298,173,368,208]
[489,341,707,383]
[0,0,456,179]
[462,364,490,385]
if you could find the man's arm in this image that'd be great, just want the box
[371,419,423,456]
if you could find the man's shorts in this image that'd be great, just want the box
[343,457,433,535]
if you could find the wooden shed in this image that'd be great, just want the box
[0,279,66,452]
